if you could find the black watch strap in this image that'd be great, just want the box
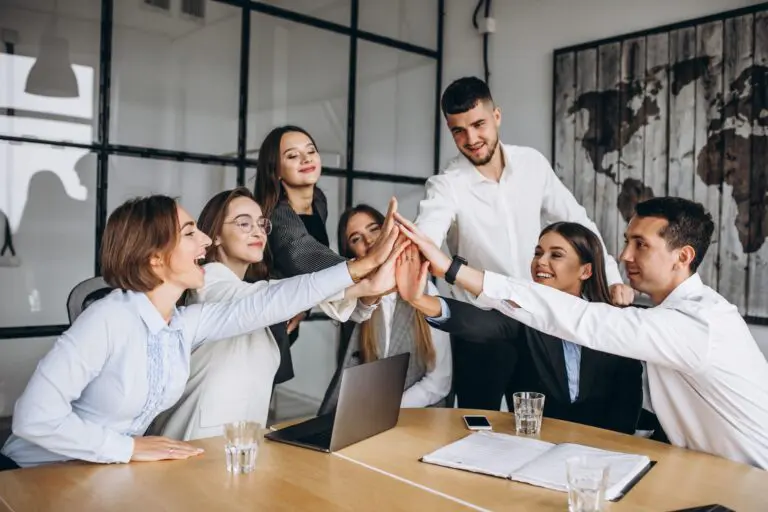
[445,255,467,285]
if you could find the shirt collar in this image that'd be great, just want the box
[127,290,183,335]
[659,273,703,307]
[456,143,509,186]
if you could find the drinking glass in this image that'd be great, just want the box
[566,456,610,512]
[223,421,261,474]
[512,391,545,436]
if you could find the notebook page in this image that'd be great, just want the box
[509,443,651,500]
[421,431,554,479]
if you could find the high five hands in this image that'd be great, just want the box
[391,210,635,307]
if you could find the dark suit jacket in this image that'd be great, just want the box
[435,298,643,434]
[268,187,346,382]
[269,187,345,277]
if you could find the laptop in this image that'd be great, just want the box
[265,353,410,452]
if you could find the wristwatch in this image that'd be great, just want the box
[445,255,467,285]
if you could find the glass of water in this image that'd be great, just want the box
[224,421,262,474]
[512,391,545,436]
[566,456,610,512]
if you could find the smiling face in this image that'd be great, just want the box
[214,196,269,266]
[156,206,212,291]
[620,215,686,301]
[445,100,501,166]
[278,131,321,187]
[530,230,592,296]
[344,211,382,259]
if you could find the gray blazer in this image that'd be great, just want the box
[269,187,345,278]
[267,187,345,382]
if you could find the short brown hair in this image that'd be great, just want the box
[101,195,179,292]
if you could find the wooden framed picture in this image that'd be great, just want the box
[552,3,768,322]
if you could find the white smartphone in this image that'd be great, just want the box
[463,415,492,431]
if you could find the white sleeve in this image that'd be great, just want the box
[400,326,453,408]
[478,271,709,373]
[536,151,623,286]
[11,310,134,464]
[316,291,358,322]
[401,281,453,407]
[414,175,456,249]
[348,299,379,323]
[188,262,353,347]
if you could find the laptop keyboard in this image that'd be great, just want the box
[295,428,333,449]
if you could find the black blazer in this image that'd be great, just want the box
[268,187,345,383]
[435,298,643,434]
[269,187,345,277]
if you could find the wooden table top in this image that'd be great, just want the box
[0,408,765,511]
[338,408,768,511]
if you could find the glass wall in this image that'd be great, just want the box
[0,0,442,420]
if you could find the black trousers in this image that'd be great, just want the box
[0,453,19,471]
[451,336,519,410]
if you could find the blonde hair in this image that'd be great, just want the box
[357,300,436,371]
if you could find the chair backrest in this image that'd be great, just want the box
[67,276,113,324]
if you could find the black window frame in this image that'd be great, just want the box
[0,0,446,339]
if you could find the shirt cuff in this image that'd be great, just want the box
[331,261,356,288]
[426,297,451,325]
[101,432,134,464]
[356,298,380,312]
[476,271,532,316]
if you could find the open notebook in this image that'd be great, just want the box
[421,431,653,501]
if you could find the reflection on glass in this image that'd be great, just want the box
[359,0,437,50]
[0,2,99,143]
[356,41,436,177]
[107,156,234,220]
[259,0,351,26]
[248,13,348,168]
[110,1,241,154]
[0,140,96,327]
[352,180,425,222]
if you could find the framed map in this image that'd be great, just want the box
[552,3,768,322]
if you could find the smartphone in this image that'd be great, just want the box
[463,415,492,431]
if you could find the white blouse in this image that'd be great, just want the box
[1,262,353,467]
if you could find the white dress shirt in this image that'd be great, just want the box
[151,263,375,441]
[1,262,353,467]
[373,283,452,408]
[479,272,768,468]
[416,144,622,304]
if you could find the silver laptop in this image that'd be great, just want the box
[265,353,409,452]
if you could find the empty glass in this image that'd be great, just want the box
[512,391,545,436]
[224,421,262,474]
[566,456,610,512]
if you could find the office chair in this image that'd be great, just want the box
[66,276,113,324]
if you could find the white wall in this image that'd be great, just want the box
[441,0,768,356]
[440,0,759,164]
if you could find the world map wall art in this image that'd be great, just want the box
[552,4,768,322]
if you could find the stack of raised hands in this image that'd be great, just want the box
[340,197,413,302]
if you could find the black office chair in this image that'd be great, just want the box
[66,276,113,324]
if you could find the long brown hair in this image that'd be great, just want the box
[254,125,319,218]
[338,204,436,370]
[539,222,612,304]
[197,187,270,282]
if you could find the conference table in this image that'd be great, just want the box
[0,409,765,511]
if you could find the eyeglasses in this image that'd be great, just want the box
[224,216,272,235]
